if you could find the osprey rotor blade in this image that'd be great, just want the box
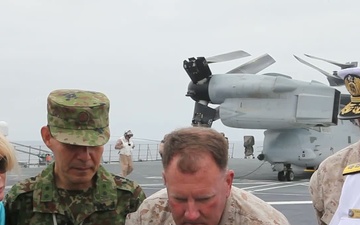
[184,50,251,84]
[226,53,276,74]
[191,102,218,127]
[304,54,357,69]
[294,55,344,86]
[206,50,251,64]
[294,55,336,78]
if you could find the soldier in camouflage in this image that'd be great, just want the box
[126,127,290,225]
[5,89,146,225]
[309,68,360,225]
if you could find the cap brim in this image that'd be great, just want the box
[339,102,360,120]
[49,126,110,146]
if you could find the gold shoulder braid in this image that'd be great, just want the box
[343,162,360,175]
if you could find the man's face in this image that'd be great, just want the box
[41,126,104,190]
[163,153,234,225]
[125,135,132,140]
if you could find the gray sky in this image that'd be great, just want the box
[1,0,359,143]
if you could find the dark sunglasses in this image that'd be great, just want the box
[0,157,7,174]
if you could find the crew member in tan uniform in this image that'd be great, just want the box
[126,127,290,225]
[115,130,135,177]
[310,67,360,225]
[329,163,360,225]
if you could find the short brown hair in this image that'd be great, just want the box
[162,127,228,173]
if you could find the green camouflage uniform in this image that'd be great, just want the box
[5,89,146,225]
[5,163,146,225]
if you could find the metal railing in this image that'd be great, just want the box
[103,144,163,163]
[11,142,237,167]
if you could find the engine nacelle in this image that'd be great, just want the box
[220,92,339,129]
[208,74,340,129]
[220,91,340,129]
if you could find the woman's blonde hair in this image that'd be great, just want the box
[0,133,17,171]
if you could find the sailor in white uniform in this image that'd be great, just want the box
[329,163,360,225]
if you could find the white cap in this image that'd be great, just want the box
[338,67,360,79]
[124,130,133,137]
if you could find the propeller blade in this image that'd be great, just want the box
[214,106,220,121]
[326,77,345,86]
[304,54,357,69]
[294,55,336,78]
[206,50,251,64]
[191,102,218,127]
[226,53,275,74]
[294,55,344,86]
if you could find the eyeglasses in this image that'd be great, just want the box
[0,157,7,174]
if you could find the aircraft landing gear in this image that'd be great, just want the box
[277,164,294,181]
[277,171,286,181]
[286,170,294,181]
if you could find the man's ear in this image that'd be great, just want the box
[225,170,234,197]
[40,126,52,147]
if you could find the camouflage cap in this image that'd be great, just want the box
[47,89,110,146]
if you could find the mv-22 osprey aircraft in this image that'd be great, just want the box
[183,50,360,181]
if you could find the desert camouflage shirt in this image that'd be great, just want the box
[125,186,290,225]
[309,140,360,225]
[4,163,146,225]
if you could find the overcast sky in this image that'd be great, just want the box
[1,0,359,143]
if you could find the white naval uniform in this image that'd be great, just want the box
[330,163,360,225]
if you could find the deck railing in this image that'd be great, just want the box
[11,142,237,167]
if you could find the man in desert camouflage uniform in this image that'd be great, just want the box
[309,67,360,225]
[126,127,290,225]
[5,89,146,225]
[328,162,360,224]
